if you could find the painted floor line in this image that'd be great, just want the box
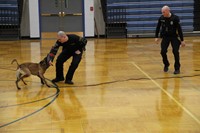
[132,62,200,125]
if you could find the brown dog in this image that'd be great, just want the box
[11,57,51,90]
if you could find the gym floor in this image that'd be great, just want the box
[0,36,200,132]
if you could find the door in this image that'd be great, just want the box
[40,0,83,37]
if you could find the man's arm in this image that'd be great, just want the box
[175,16,185,47]
[176,16,184,41]
[155,18,161,38]
[48,42,60,65]
[78,37,87,51]
[155,18,161,44]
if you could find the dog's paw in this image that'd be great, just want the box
[40,80,44,84]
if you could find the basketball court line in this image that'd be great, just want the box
[0,79,59,128]
[131,62,200,125]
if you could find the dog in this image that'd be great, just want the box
[11,56,51,90]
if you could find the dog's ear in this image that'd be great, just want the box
[43,57,47,62]
[40,57,50,69]
[40,57,46,65]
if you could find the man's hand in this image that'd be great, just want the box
[75,50,81,54]
[155,38,160,44]
[180,41,186,47]
[49,61,53,66]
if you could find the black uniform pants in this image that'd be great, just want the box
[160,36,181,70]
[55,50,82,81]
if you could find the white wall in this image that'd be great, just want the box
[84,0,94,37]
[94,0,105,36]
[29,0,40,38]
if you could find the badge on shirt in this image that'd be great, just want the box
[170,21,173,25]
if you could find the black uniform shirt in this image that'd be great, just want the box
[155,13,184,41]
[57,34,81,54]
[48,34,87,62]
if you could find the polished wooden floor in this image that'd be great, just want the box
[0,36,200,133]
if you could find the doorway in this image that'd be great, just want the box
[40,0,84,38]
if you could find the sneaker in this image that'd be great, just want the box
[52,78,64,83]
[173,70,180,74]
[65,80,74,84]
[164,66,169,72]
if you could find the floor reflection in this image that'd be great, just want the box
[156,76,183,132]
[47,88,87,132]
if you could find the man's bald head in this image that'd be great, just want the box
[57,31,68,43]
[161,5,171,17]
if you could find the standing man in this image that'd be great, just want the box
[155,5,185,74]
[49,31,87,84]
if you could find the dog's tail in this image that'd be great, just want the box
[11,59,20,69]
